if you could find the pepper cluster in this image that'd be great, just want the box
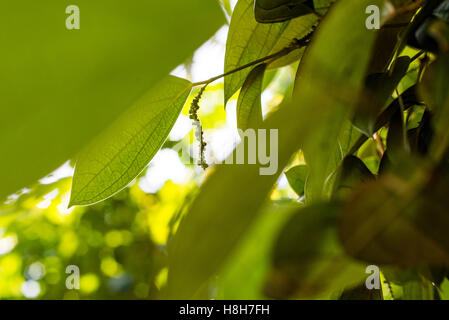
[189,85,208,170]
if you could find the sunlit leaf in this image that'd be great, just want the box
[224,0,317,103]
[0,0,224,200]
[237,64,266,130]
[70,76,191,206]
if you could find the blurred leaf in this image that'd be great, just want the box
[439,278,449,300]
[352,56,411,136]
[386,107,410,163]
[265,202,366,299]
[237,64,266,130]
[0,0,224,200]
[339,283,383,300]
[339,168,449,267]
[415,110,434,155]
[217,200,297,299]
[332,155,375,200]
[224,0,317,103]
[285,165,308,196]
[167,0,384,299]
[402,280,435,300]
[313,0,336,15]
[420,52,449,160]
[321,120,363,199]
[70,76,191,206]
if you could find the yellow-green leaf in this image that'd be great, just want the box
[224,0,317,103]
[0,0,224,200]
[237,64,266,130]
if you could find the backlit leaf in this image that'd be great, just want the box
[237,64,266,130]
[224,0,317,104]
[0,0,224,200]
[70,76,191,206]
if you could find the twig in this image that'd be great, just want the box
[191,32,314,87]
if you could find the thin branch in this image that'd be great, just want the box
[191,33,314,87]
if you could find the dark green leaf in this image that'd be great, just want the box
[332,155,375,200]
[352,56,411,136]
[254,0,315,23]
[386,107,410,163]
[265,202,366,299]
[339,169,449,267]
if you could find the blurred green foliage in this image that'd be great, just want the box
[3,0,449,301]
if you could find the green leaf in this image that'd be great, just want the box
[298,24,409,203]
[352,56,411,136]
[167,0,384,299]
[285,165,308,196]
[265,202,366,299]
[69,76,191,206]
[224,0,317,104]
[0,0,224,200]
[217,200,297,299]
[237,64,266,130]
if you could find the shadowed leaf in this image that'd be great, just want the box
[265,202,366,299]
